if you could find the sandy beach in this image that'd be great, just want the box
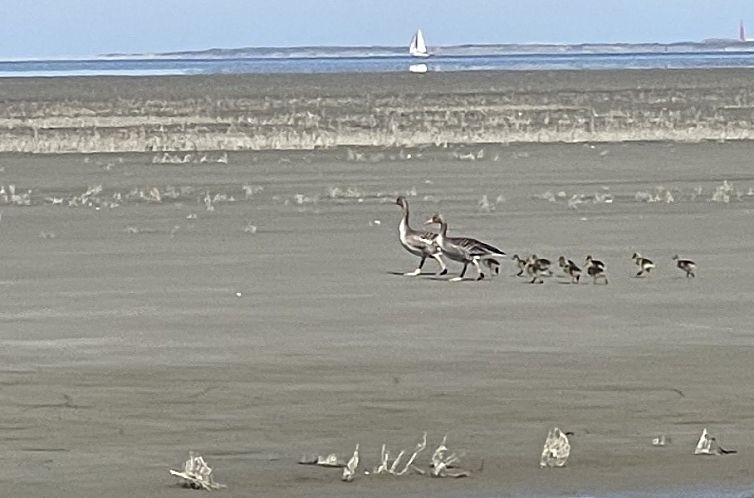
[1,72,754,497]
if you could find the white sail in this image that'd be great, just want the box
[409,29,429,57]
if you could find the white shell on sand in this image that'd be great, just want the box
[540,427,570,467]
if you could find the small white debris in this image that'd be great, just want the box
[478,194,493,213]
[652,435,670,447]
[568,194,585,210]
[186,213,198,220]
[371,432,427,477]
[169,451,226,490]
[540,427,570,468]
[235,292,242,298]
[341,443,360,482]
[694,428,736,455]
[430,435,469,478]
[299,453,344,467]
[539,190,557,203]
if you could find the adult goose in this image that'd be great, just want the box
[395,196,447,276]
[425,213,506,282]
[673,254,696,278]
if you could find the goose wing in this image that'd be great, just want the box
[405,229,438,250]
[448,236,505,258]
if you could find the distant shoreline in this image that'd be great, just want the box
[4,39,754,63]
[99,39,754,60]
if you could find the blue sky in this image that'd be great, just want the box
[2,0,754,58]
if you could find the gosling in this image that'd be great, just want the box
[631,252,656,277]
[672,255,696,278]
[558,256,581,283]
[585,255,608,285]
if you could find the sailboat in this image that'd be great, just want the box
[409,29,429,58]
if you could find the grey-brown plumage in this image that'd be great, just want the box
[558,256,581,283]
[585,255,608,284]
[512,254,528,277]
[526,255,552,284]
[673,254,696,278]
[425,213,506,282]
[395,196,447,276]
[631,252,655,277]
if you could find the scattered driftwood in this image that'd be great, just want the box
[540,427,571,468]
[694,428,736,455]
[341,443,360,482]
[367,432,427,476]
[169,451,226,490]
[303,433,473,482]
[430,435,470,478]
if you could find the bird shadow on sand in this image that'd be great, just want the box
[386,271,444,277]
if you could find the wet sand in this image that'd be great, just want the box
[0,138,753,496]
[3,69,754,152]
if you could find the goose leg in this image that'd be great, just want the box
[404,256,425,276]
[472,259,485,281]
[450,263,468,282]
[431,253,448,276]
[636,270,644,277]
